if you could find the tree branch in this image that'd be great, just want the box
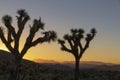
[31,37,49,47]
[7,30,13,44]
[67,39,74,50]
[78,42,83,51]
[4,23,16,39]
[0,32,13,52]
[79,41,90,59]
[58,40,72,53]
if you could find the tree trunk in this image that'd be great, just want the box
[8,56,22,80]
[8,64,19,80]
[74,58,80,80]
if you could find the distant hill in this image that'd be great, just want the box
[33,58,59,63]
[33,58,120,71]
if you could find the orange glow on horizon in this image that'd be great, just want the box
[0,41,120,64]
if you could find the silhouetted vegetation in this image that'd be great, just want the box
[0,50,120,80]
[58,28,96,80]
[0,9,57,80]
[0,9,119,80]
[0,57,120,80]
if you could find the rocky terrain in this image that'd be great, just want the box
[0,50,120,80]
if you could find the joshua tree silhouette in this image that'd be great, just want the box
[0,9,57,80]
[58,28,96,80]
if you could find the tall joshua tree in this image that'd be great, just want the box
[58,28,96,80]
[0,9,57,80]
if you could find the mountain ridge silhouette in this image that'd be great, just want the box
[0,50,120,71]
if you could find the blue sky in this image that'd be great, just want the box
[0,0,120,63]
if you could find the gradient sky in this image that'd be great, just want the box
[0,0,120,64]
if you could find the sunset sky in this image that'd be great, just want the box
[0,0,120,64]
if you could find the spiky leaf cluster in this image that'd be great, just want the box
[31,18,44,33]
[85,28,97,42]
[2,15,12,24]
[17,9,30,20]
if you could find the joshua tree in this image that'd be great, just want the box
[0,9,57,80]
[58,28,96,80]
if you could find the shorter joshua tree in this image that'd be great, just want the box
[58,28,96,80]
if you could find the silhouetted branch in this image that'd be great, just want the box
[79,41,90,58]
[7,30,13,44]
[58,39,72,53]
[2,15,17,39]
[0,27,13,52]
[78,42,83,51]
